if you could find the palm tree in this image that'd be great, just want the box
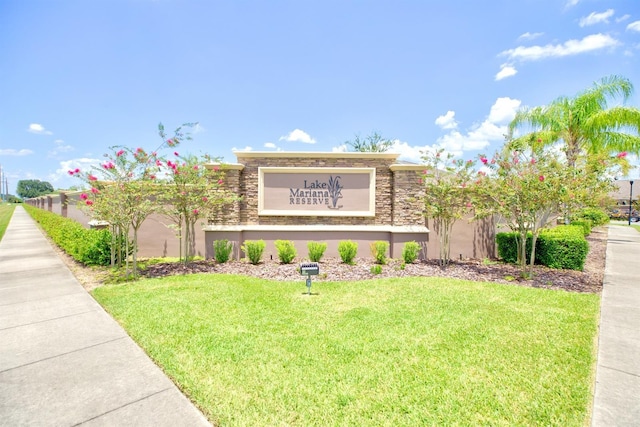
[508,75,640,167]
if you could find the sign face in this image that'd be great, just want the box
[258,167,376,216]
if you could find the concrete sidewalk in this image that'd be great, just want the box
[592,224,640,426]
[0,206,210,426]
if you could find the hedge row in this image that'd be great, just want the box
[496,225,589,271]
[24,205,112,266]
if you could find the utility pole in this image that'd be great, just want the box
[0,163,4,202]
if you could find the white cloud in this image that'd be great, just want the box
[264,142,276,149]
[332,144,348,153]
[279,129,316,144]
[616,14,630,23]
[27,123,53,135]
[488,97,521,124]
[518,32,544,41]
[500,33,620,62]
[628,21,640,32]
[51,158,101,184]
[192,123,205,134]
[0,148,34,156]
[566,0,580,8]
[48,139,75,157]
[579,9,615,27]
[434,97,521,155]
[232,146,253,152]
[435,111,458,129]
[495,64,517,81]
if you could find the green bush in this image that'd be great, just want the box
[569,220,592,236]
[338,240,358,264]
[572,207,609,227]
[241,240,266,265]
[370,265,383,275]
[537,226,589,271]
[24,204,112,266]
[213,239,233,263]
[402,241,421,264]
[274,240,297,264]
[370,241,389,265]
[496,232,533,264]
[307,241,327,262]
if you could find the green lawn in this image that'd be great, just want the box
[93,274,599,426]
[0,204,16,242]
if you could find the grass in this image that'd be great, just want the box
[93,274,599,426]
[0,203,16,242]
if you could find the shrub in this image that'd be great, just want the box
[23,204,111,266]
[569,220,592,236]
[338,240,358,264]
[537,226,589,271]
[572,207,609,227]
[370,265,383,274]
[307,241,327,262]
[241,240,265,265]
[275,240,297,264]
[496,232,533,264]
[402,241,421,264]
[213,239,233,263]
[370,241,389,265]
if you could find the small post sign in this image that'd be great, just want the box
[299,262,320,295]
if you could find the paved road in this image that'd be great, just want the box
[0,206,210,426]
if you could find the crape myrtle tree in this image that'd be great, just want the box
[158,150,235,266]
[70,123,197,278]
[474,147,566,278]
[421,148,478,267]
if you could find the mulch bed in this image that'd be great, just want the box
[141,227,608,294]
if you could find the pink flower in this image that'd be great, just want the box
[480,157,488,164]
[116,150,125,157]
[174,151,179,156]
[202,197,208,202]
[193,165,199,170]
[217,179,224,185]
[68,170,75,176]
[617,152,628,158]
[539,175,545,182]
[136,147,143,153]
[80,193,88,200]
[90,187,99,194]
[88,174,98,181]
[530,158,536,164]
[149,175,156,180]
[74,168,80,173]
[466,202,472,208]
[213,166,220,172]
[156,160,163,166]
[86,200,93,206]
[166,139,175,147]
[193,209,199,215]
[102,161,115,169]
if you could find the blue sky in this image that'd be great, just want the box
[1,0,639,195]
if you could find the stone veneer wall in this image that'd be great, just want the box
[208,152,426,227]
